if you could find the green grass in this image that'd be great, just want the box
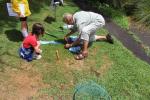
[142,45,150,57]
[0,0,150,99]
[112,11,129,29]
[97,4,129,29]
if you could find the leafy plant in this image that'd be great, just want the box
[134,0,150,26]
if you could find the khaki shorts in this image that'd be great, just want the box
[80,17,105,42]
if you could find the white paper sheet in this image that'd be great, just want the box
[6,3,18,16]
[6,3,25,17]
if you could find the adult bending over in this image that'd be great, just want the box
[63,11,113,60]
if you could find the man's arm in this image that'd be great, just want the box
[71,37,80,46]
[64,35,80,49]
[82,40,88,57]
[64,30,75,42]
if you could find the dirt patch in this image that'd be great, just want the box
[0,68,49,100]
[90,54,113,77]
[97,55,113,76]
[19,60,34,70]
[62,49,98,71]
[62,47,112,77]
[63,58,85,71]
[90,46,99,56]
[35,94,55,100]
[11,72,41,100]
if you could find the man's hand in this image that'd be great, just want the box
[64,31,75,43]
[64,36,68,42]
[82,50,88,57]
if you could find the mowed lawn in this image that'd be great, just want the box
[0,0,150,100]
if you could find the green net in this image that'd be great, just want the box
[73,81,111,100]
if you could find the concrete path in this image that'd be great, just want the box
[105,19,150,64]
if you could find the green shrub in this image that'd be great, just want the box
[134,0,150,26]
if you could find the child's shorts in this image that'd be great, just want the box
[20,17,27,21]
[19,46,34,61]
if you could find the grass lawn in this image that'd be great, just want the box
[0,0,150,100]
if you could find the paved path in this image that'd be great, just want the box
[130,25,150,47]
[105,19,150,64]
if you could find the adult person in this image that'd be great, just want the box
[11,0,31,38]
[51,0,63,6]
[63,11,114,60]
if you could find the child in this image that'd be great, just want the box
[19,23,45,61]
[11,0,31,38]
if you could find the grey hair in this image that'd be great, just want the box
[62,13,73,22]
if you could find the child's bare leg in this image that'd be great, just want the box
[21,21,28,37]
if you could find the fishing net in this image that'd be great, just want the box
[73,81,111,100]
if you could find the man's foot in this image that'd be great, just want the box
[106,34,114,44]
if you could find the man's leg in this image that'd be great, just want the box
[94,34,114,44]
[95,35,107,41]
[82,40,88,57]
[74,39,88,60]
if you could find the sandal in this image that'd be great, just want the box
[74,53,86,60]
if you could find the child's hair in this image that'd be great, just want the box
[32,23,45,36]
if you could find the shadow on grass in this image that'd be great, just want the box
[0,50,20,72]
[46,33,59,38]
[44,16,56,24]
[45,31,64,38]
[55,38,66,44]
[0,0,76,32]
[0,59,6,72]
[0,1,18,32]
[72,0,92,11]
[29,0,50,13]
[0,0,50,32]
[5,29,23,42]
[72,0,111,18]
